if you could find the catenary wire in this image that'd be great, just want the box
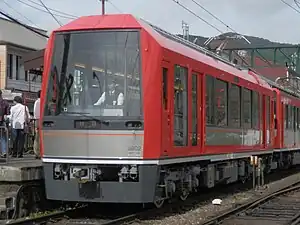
[171,0,223,33]
[0,9,49,38]
[1,0,39,28]
[16,0,77,20]
[170,0,252,67]
[25,0,78,18]
[37,0,62,26]
[280,0,300,14]
[108,0,122,13]
[190,0,237,33]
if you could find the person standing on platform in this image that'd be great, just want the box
[0,90,9,158]
[33,90,41,159]
[10,96,30,158]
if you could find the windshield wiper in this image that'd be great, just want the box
[61,111,110,125]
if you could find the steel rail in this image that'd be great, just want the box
[6,205,87,225]
[200,181,300,225]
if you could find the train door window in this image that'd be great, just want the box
[266,96,270,130]
[266,96,270,144]
[173,65,188,146]
[274,101,277,129]
[162,68,168,110]
[252,91,259,129]
[243,88,252,129]
[206,75,214,125]
[228,84,241,128]
[192,74,198,146]
[215,79,228,126]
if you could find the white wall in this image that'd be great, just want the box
[6,45,41,92]
[0,18,47,50]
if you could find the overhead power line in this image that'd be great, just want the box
[2,0,39,28]
[0,9,49,38]
[171,0,223,33]
[37,0,62,26]
[25,0,78,18]
[170,0,252,68]
[190,0,237,33]
[295,0,300,8]
[108,0,122,13]
[280,0,300,14]
[16,0,77,20]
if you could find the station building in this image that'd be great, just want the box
[0,17,47,96]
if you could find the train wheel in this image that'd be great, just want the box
[153,197,165,208]
[179,189,189,201]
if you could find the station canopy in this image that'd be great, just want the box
[22,49,45,76]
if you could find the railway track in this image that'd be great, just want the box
[3,169,300,225]
[201,181,300,225]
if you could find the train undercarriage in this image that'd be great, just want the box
[0,181,48,219]
[44,149,300,209]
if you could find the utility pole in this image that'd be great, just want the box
[102,0,106,15]
[182,21,189,41]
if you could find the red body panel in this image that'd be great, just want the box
[40,14,300,161]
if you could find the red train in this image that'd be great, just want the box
[40,14,300,208]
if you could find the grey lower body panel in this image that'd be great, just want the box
[43,163,159,203]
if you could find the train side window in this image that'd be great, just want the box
[251,91,259,129]
[206,75,214,125]
[162,68,168,110]
[292,106,296,130]
[298,108,300,130]
[192,74,198,146]
[173,65,188,147]
[228,84,241,128]
[243,88,252,129]
[215,79,228,126]
[285,105,288,129]
[289,105,293,129]
[298,108,300,129]
[293,106,296,131]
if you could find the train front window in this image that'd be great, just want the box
[45,30,142,118]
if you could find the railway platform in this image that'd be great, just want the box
[0,155,43,182]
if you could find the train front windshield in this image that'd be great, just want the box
[44,30,142,118]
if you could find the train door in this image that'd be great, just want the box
[269,98,275,147]
[190,71,202,152]
[161,61,171,157]
[265,95,271,148]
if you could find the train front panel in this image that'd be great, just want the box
[41,28,159,203]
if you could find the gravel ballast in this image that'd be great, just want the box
[130,172,300,225]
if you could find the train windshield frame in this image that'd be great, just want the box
[44,29,142,119]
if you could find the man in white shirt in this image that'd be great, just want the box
[94,80,124,106]
[33,90,41,159]
[10,96,30,158]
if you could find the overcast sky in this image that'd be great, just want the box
[2,0,300,44]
